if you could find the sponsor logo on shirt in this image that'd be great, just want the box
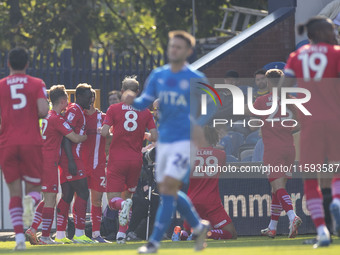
[63,122,72,131]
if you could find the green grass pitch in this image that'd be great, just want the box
[0,236,339,255]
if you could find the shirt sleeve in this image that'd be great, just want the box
[36,79,48,99]
[132,70,157,110]
[55,117,73,136]
[65,107,79,129]
[103,105,115,127]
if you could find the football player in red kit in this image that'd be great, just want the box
[101,76,157,243]
[55,83,95,244]
[282,17,340,247]
[185,126,237,240]
[25,85,87,245]
[0,47,49,250]
[81,89,110,243]
[250,69,302,238]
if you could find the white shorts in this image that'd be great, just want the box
[155,140,196,183]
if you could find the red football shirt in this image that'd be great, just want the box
[81,110,106,171]
[41,110,73,162]
[253,93,295,149]
[103,102,156,160]
[285,43,340,121]
[188,147,226,205]
[0,74,47,147]
[60,103,86,160]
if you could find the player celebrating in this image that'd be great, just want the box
[0,47,49,250]
[55,83,95,244]
[25,85,87,245]
[81,89,109,243]
[282,17,340,247]
[123,31,216,253]
[186,126,237,240]
[101,76,157,244]
[250,69,302,238]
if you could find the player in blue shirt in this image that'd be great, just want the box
[123,30,216,253]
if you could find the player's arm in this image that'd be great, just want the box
[101,124,111,137]
[61,137,77,176]
[148,128,158,142]
[65,132,87,143]
[37,98,49,118]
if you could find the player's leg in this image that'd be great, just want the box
[56,181,74,244]
[261,189,281,238]
[206,204,237,240]
[90,189,108,242]
[6,179,26,250]
[69,178,93,243]
[271,177,302,238]
[330,172,340,236]
[39,192,59,244]
[21,145,44,227]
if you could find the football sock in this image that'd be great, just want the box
[91,205,102,235]
[31,201,45,230]
[304,179,325,228]
[332,177,340,200]
[268,220,278,230]
[149,194,177,244]
[109,197,124,210]
[27,191,41,206]
[56,198,70,231]
[41,207,54,237]
[56,231,66,239]
[73,196,87,230]
[208,229,233,240]
[9,196,24,235]
[75,228,85,237]
[276,188,294,213]
[270,192,282,222]
[176,191,201,233]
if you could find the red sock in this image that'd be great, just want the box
[109,197,124,210]
[332,176,340,200]
[27,191,41,206]
[41,207,54,237]
[91,205,102,233]
[271,192,283,221]
[9,196,24,235]
[208,229,233,240]
[304,179,325,228]
[73,197,87,230]
[276,188,293,212]
[31,201,45,230]
[57,199,70,231]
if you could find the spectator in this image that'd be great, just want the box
[253,69,269,100]
[108,90,121,106]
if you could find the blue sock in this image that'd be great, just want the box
[177,191,200,228]
[149,194,177,244]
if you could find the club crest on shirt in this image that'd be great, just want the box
[180,80,189,90]
[67,112,75,122]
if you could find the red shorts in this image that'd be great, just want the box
[184,202,232,230]
[87,163,106,193]
[106,159,143,193]
[41,158,59,193]
[0,145,43,185]
[263,146,295,182]
[59,158,87,184]
[300,121,340,166]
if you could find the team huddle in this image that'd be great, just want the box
[1,16,340,253]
